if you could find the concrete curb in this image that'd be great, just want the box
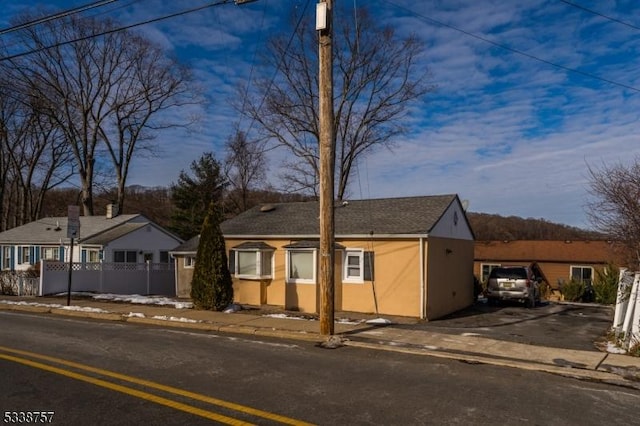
[50,308,123,321]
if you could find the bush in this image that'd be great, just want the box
[560,279,585,302]
[190,201,233,311]
[592,264,619,305]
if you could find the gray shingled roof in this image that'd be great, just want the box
[220,194,458,236]
[81,222,148,245]
[171,235,200,253]
[0,214,142,244]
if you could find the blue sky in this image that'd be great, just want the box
[3,0,640,229]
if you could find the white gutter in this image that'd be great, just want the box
[420,237,425,320]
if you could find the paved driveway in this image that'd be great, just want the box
[409,300,614,351]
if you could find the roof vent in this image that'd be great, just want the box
[260,204,276,213]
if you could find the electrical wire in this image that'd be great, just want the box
[380,0,640,93]
[559,0,640,31]
[0,0,119,36]
[1,0,236,62]
[240,0,313,137]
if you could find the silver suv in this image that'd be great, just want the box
[486,266,541,308]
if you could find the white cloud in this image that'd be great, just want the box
[5,0,640,228]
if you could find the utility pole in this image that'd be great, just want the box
[317,0,335,336]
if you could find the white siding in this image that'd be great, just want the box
[429,200,474,240]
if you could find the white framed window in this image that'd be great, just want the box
[481,263,501,283]
[184,256,196,268]
[41,247,60,261]
[343,250,364,282]
[571,265,593,285]
[286,249,316,284]
[114,250,137,263]
[87,249,101,263]
[20,246,31,264]
[2,247,11,270]
[234,250,273,279]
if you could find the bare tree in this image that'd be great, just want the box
[586,158,640,268]
[224,129,267,214]
[239,6,433,199]
[7,12,199,215]
[0,67,73,229]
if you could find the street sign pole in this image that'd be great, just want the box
[67,238,74,306]
[66,206,80,306]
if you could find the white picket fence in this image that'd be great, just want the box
[612,268,640,352]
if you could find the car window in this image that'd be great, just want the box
[489,268,527,280]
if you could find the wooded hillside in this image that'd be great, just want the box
[467,212,605,241]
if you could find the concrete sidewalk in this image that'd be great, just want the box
[2,295,640,389]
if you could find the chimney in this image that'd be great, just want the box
[106,204,118,219]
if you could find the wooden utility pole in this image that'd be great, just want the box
[317,0,335,336]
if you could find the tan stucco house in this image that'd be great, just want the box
[474,240,627,292]
[172,194,475,320]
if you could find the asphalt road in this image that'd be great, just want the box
[414,300,614,351]
[1,310,639,425]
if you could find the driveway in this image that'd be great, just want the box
[405,300,614,352]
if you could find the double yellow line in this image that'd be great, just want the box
[0,346,313,425]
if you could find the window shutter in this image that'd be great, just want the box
[59,246,65,261]
[10,248,15,270]
[81,250,87,263]
[17,246,23,264]
[0,245,3,269]
[34,246,40,263]
[364,251,374,281]
[30,246,35,264]
[229,250,236,274]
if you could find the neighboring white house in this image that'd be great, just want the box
[0,206,182,272]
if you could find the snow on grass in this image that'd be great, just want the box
[60,305,109,313]
[151,315,199,323]
[606,342,627,354]
[336,318,366,325]
[263,313,312,321]
[91,293,193,309]
[365,318,393,325]
[223,303,242,313]
[0,300,62,308]
[125,312,146,318]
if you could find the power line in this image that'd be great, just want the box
[381,0,640,94]
[1,0,236,62]
[0,0,119,36]
[241,0,313,137]
[559,0,640,31]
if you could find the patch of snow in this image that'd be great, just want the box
[336,318,365,325]
[151,315,198,323]
[606,342,627,354]
[365,318,393,325]
[461,332,482,337]
[60,306,109,313]
[0,300,61,308]
[92,294,193,309]
[223,303,242,313]
[263,313,312,321]
[125,312,146,318]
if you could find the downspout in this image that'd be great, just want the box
[420,237,425,320]
[173,256,179,297]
